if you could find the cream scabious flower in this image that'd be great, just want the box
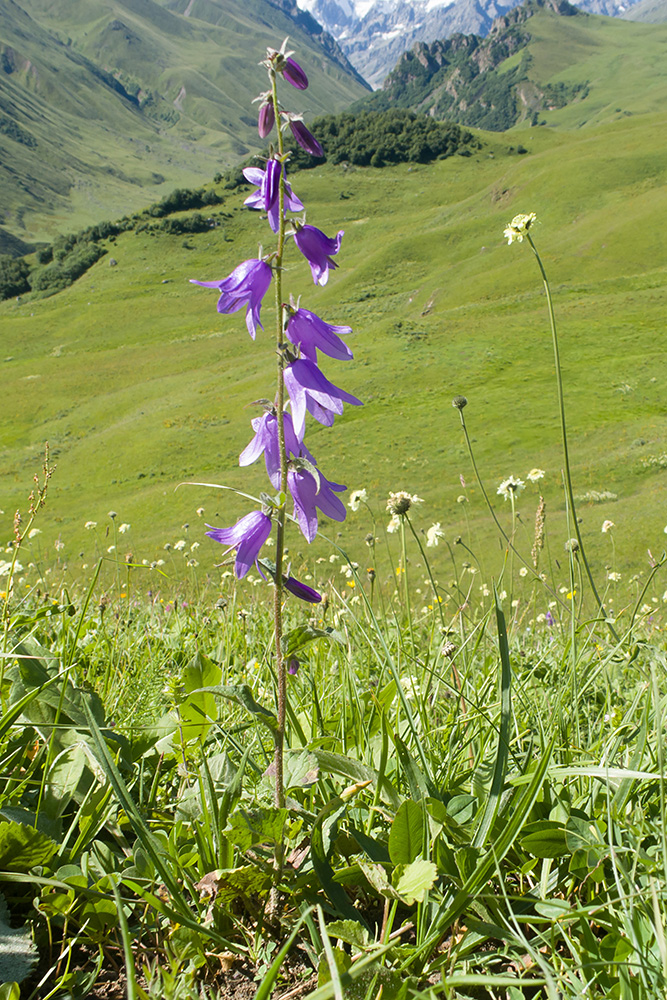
[348,488,368,511]
[426,522,445,547]
[527,468,545,483]
[118,523,131,534]
[386,491,423,533]
[84,520,97,530]
[386,491,423,516]
[497,476,525,500]
[601,520,615,533]
[504,212,537,244]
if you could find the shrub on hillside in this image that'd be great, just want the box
[0,254,31,300]
[29,244,106,295]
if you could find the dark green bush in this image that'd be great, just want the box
[30,244,106,294]
[0,255,31,300]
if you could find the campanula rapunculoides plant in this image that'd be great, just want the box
[191,38,360,810]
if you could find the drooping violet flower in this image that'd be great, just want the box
[205,511,272,578]
[258,99,275,138]
[286,116,324,158]
[287,657,300,674]
[283,56,308,90]
[243,161,304,234]
[239,410,315,485]
[285,307,353,362]
[283,358,362,439]
[190,259,272,339]
[293,224,343,286]
[284,576,322,603]
[287,465,347,543]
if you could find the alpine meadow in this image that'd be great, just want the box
[1,1,667,998]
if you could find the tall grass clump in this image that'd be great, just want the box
[0,38,666,1000]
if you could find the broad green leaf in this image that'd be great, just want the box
[325,920,371,950]
[394,859,438,904]
[0,821,57,871]
[520,820,569,858]
[388,800,425,865]
[174,653,222,746]
[225,806,287,852]
[446,794,477,826]
[42,743,88,820]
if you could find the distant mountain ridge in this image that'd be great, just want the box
[299,0,645,86]
[356,0,667,127]
[0,0,368,241]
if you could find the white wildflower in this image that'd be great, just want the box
[504,212,537,245]
[607,571,621,582]
[527,468,545,482]
[601,520,615,533]
[348,489,368,511]
[426,523,445,547]
[497,476,525,500]
[190,542,200,551]
[28,528,41,539]
[85,520,97,530]
[118,523,131,534]
[519,567,528,577]
[174,540,186,551]
[386,491,423,516]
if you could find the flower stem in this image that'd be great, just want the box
[526,233,617,640]
[270,67,287,811]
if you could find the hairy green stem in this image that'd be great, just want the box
[270,67,287,812]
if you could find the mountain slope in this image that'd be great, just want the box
[621,0,667,19]
[358,0,667,129]
[298,0,646,86]
[0,0,368,240]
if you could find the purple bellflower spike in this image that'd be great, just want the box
[285,308,353,363]
[258,99,275,138]
[283,358,362,439]
[283,56,309,89]
[190,259,272,339]
[288,464,347,543]
[284,576,322,603]
[286,116,324,158]
[243,160,304,234]
[293,224,343,286]
[205,511,272,578]
[239,409,315,485]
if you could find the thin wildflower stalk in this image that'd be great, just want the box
[399,518,415,659]
[454,404,567,614]
[524,230,617,640]
[269,64,288,812]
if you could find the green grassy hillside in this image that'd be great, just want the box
[2,110,665,595]
[0,0,368,240]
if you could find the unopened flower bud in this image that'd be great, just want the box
[283,56,308,90]
[287,117,324,158]
[452,395,467,410]
[258,100,275,138]
[287,657,300,675]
